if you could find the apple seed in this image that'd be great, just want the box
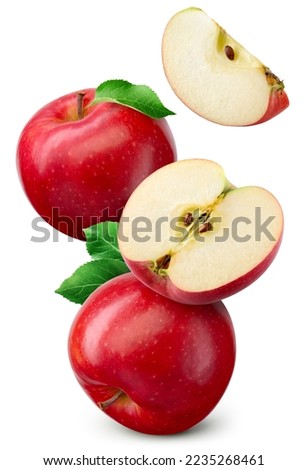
[156,254,171,270]
[199,222,213,233]
[224,45,235,61]
[184,212,194,226]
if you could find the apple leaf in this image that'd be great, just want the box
[55,259,129,305]
[56,222,130,304]
[84,222,122,260]
[91,80,175,119]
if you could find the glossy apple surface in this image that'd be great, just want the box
[68,273,236,435]
[16,89,176,239]
[119,159,284,305]
[162,8,289,126]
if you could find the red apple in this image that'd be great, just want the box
[162,8,289,126]
[118,159,284,305]
[16,89,176,240]
[68,273,236,435]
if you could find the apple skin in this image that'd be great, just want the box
[255,87,289,125]
[68,273,236,435]
[16,89,176,240]
[122,231,283,305]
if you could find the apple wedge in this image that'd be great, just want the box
[118,159,283,305]
[162,8,289,126]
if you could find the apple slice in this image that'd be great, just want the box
[118,159,283,305]
[162,8,289,126]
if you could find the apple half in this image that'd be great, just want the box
[162,8,289,126]
[118,159,283,305]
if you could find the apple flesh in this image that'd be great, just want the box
[162,8,289,126]
[16,89,176,240]
[68,273,236,435]
[118,159,283,305]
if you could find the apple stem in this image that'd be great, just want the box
[98,390,125,411]
[77,91,86,119]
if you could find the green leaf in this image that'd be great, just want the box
[91,79,175,119]
[84,222,122,261]
[55,259,130,305]
[56,222,131,305]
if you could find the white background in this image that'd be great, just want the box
[1,0,307,468]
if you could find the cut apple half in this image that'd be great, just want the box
[162,8,289,126]
[118,159,283,305]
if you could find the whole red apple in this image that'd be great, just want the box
[68,273,236,435]
[16,89,176,240]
